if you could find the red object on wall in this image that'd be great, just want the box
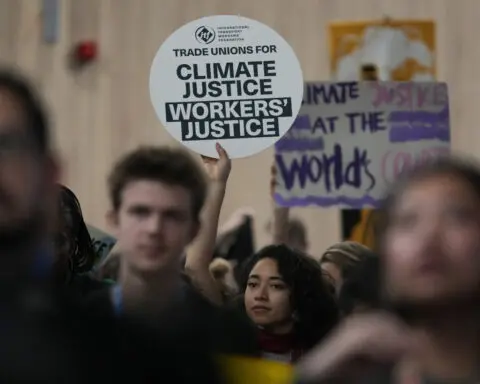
[74,41,98,63]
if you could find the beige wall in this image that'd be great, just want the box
[1,0,479,257]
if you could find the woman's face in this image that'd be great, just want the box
[244,257,293,333]
[383,174,480,306]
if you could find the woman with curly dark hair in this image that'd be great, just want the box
[54,184,106,296]
[239,244,339,363]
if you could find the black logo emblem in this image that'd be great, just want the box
[195,26,216,44]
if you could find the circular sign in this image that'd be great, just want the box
[149,15,304,159]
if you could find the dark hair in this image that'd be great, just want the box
[58,184,96,274]
[376,156,480,251]
[108,146,207,221]
[239,244,339,349]
[0,69,49,154]
[338,255,380,316]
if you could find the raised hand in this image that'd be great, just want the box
[296,312,417,383]
[201,143,232,184]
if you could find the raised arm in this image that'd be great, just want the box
[184,143,231,306]
[270,163,290,245]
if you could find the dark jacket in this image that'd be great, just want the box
[0,281,222,383]
[83,277,259,357]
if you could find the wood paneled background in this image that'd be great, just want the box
[0,0,478,257]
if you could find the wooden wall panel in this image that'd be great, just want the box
[1,0,479,257]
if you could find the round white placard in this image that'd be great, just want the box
[149,15,304,159]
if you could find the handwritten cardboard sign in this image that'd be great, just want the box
[274,81,450,208]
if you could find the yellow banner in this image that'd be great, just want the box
[328,19,436,247]
[219,356,294,384]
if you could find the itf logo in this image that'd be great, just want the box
[195,26,216,44]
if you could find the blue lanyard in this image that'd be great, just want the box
[111,284,123,317]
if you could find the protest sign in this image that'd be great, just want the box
[149,15,304,158]
[328,19,436,245]
[274,81,450,209]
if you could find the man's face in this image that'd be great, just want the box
[0,89,54,247]
[110,180,199,275]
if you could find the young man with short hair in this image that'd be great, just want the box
[88,145,257,355]
[106,146,206,316]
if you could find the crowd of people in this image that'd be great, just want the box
[0,66,479,384]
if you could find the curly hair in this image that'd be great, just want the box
[58,185,97,274]
[238,244,339,350]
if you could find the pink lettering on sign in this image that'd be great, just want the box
[371,83,447,109]
[381,147,450,184]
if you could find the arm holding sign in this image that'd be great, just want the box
[270,163,291,245]
[185,143,231,306]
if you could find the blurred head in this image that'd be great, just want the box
[107,146,206,276]
[241,245,338,348]
[377,156,480,312]
[338,255,380,316]
[209,258,239,300]
[286,218,308,253]
[0,69,58,253]
[320,241,373,294]
[55,185,96,279]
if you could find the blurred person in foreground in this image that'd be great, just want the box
[296,156,480,383]
[85,143,257,356]
[0,68,110,382]
[0,69,222,383]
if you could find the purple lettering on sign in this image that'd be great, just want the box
[275,137,324,152]
[274,193,378,209]
[276,114,324,152]
[381,147,450,184]
[273,81,450,210]
[388,105,450,143]
[292,114,311,130]
[371,82,447,109]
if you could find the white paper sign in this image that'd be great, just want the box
[274,81,450,208]
[149,15,304,158]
